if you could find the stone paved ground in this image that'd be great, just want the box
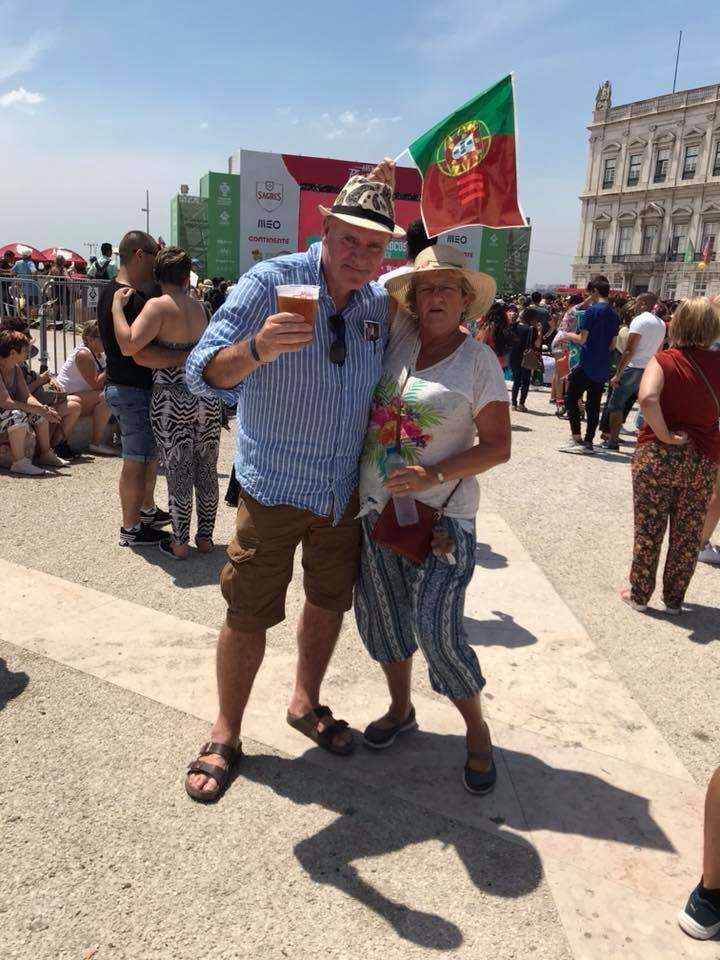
[1,384,719,960]
[2,384,717,782]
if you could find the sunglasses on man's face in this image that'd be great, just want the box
[328,313,346,367]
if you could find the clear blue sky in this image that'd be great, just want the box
[2,0,719,284]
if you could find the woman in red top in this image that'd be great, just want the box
[621,298,720,614]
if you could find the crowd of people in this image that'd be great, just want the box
[2,159,720,941]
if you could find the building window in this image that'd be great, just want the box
[617,225,633,255]
[654,148,670,183]
[682,144,700,180]
[701,222,718,260]
[592,228,607,256]
[670,225,688,260]
[627,155,642,186]
[713,143,720,177]
[664,283,676,299]
[602,157,616,189]
[640,224,657,256]
[694,276,708,296]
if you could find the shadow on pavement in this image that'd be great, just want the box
[239,749,539,951]
[681,603,720,644]
[0,656,29,710]
[590,450,631,463]
[510,424,532,432]
[237,731,674,950]
[134,544,229,588]
[464,613,537,648]
[644,602,720,645]
[474,542,508,569]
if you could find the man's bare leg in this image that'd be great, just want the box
[703,768,720,889]
[118,460,148,529]
[287,600,351,749]
[141,459,158,512]
[186,624,266,794]
[608,409,624,445]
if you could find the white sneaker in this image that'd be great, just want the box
[698,543,720,565]
[10,457,46,476]
[89,443,119,457]
[36,451,70,468]
[560,439,587,454]
[663,604,683,615]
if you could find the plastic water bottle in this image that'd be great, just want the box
[385,448,418,527]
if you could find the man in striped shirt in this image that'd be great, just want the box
[184,161,406,802]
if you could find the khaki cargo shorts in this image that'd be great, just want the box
[220,489,361,632]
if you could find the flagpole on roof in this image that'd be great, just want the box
[672,30,683,94]
[392,148,410,164]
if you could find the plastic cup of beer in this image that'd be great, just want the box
[276,284,320,332]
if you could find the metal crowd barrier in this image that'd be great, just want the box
[0,275,110,372]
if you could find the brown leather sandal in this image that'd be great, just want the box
[185,740,241,803]
[286,705,355,755]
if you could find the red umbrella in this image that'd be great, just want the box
[41,247,87,267]
[0,242,50,263]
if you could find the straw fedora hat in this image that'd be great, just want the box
[319,174,406,238]
[385,244,497,321]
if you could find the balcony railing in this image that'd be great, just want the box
[667,252,718,262]
[681,169,696,180]
[653,172,667,183]
[598,85,720,123]
[626,176,640,187]
[611,254,665,264]
[602,179,615,189]
[579,253,717,266]
[713,165,720,177]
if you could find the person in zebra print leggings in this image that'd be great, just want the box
[112,247,221,559]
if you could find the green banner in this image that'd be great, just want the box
[170,195,208,276]
[478,225,531,293]
[201,172,240,279]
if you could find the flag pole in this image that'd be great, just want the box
[393,147,410,164]
[672,30,683,93]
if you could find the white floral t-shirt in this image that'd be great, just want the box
[359,314,509,522]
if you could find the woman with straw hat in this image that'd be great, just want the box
[355,243,511,795]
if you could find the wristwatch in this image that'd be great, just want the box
[249,336,264,364]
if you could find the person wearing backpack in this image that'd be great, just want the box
[88,242,116,281]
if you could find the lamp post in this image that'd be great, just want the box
[141,190,150,234]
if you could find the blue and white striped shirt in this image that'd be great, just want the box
[185,243,389,522]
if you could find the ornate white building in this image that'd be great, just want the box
[572,81,720,298]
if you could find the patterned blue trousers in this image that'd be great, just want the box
[354,514,485,700]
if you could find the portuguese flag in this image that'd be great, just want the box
[408,74,526,237]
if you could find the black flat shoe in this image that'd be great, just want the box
[363,706,418,749]
[463,750,497,795]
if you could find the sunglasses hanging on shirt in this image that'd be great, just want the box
[329,313,346,367]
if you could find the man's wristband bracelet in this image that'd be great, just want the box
[249,336,263,364]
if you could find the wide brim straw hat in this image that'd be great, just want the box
[385,244,497,321]
[319,174,405,238]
